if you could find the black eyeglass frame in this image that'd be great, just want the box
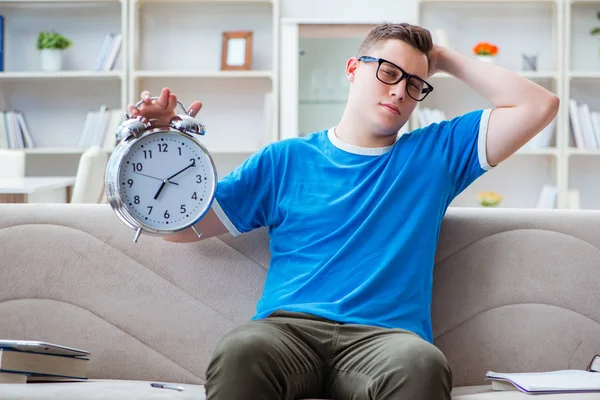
[358,56,434,102]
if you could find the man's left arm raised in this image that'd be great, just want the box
[432,46,560,168]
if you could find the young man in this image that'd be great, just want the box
[128,23,559,400]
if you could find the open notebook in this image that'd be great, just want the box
[486,370,600,394]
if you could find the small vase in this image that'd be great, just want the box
[40,49,63,71]
[475,55,494,64]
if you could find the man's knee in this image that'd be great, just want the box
[370,335,452,399]
[408,340,452,381]
[210,322,274,366]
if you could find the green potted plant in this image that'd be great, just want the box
[36,31,72,71]
[591,11,600,55]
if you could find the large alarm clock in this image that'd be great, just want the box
[105,98,217,243]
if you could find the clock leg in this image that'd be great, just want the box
[133,227,142,243]
[191,225,203,239]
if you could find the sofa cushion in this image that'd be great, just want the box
[1,380,599,400]
[0,380,204,400]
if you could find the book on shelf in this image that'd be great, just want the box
[486,370,600,394]
[536,184,558,209]
[94,33,122,71]
[567,188,580,209]
[78,105,124,151]
[0,347,89,383]
[0,110,35,150]
[524,117,555,150]
[569,99,600,149]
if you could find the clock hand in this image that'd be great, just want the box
[133,171,178,185]
[153,180,167,200]
[153,162,195,200]
[166,161,195,182]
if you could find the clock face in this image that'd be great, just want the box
[117,131,216,232]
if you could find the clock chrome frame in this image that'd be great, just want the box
[106,124,218,242]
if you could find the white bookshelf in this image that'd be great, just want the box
[0,0,278,178]
[415,0,575,209]
[128,0,279,177]
[564,0,600,210]
[0,0,127,176]
[2,0,599,208]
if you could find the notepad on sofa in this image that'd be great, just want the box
[486,370,600,394]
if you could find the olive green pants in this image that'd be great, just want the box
[205,310,452,400]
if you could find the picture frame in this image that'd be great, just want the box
[221,31,253,71]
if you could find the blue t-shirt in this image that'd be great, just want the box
[213,109,494,343]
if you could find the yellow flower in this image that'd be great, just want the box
[477,191,502,207]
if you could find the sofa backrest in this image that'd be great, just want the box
[0,204,598,387]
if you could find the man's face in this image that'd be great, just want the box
[346,39,429,136]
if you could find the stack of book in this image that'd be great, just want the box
[0,340,89,384]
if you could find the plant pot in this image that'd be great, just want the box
[475,55,495,64]
[40,49,63,71]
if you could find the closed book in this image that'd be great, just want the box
[0,349,87,379]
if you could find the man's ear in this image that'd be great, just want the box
[346,57,358,83]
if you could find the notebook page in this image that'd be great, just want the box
[486,370,600,392]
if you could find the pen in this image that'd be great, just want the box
[151,382,185,392]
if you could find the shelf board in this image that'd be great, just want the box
[431,71,557,80]
[569,72,600,80]
[419,0,561,4]
[0,0,121,4]
[22,147,114,155]
[567,148,600,156]
[0,71,124,81]
[135,0,272,4]
[133,70,273,79]
[209,148,260,154]
[22,147,258,155]
[419,0,557,3]
[516,148,558,156]
[299,99,346,105]
[570,0,600,4]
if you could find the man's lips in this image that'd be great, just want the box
[381,103,400,115]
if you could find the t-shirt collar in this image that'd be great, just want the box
[327,127,395,156]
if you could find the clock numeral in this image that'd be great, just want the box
[191,192,197,200]
[158,143,168,153]
[189,158,196,166]
[143,150,153,159]
[127,179,134,187]
[147,206,153,215]
[132,163,143,172]
[178,147,182,156]
[134,195,140,204]
[164,210,170,219]
[196,175,202,183]
[180,205,186,214]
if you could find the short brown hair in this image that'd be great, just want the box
[357,22,433,63]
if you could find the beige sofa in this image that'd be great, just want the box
[0,203,599,400]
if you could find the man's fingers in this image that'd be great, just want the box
[187,101,203,117]
[127,104,138,117]
[140,90,151,102]
[155,87,171,108]
[167,94,177,111]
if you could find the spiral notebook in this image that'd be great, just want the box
[486,370,600,394]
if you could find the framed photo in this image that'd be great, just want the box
[221,31,253,71]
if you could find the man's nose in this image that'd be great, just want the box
[389,79,407,100]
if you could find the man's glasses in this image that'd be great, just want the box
[358,56,434,102]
